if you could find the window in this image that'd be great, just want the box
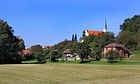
[106,48,108,51]
[117,48,121,51]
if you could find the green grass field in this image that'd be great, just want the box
[0,64,140,84]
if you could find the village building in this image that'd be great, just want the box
[63,49,80,60]
[104,43,130,57]
[21,48,31,55]
[84,20,108,37]
[81,20,108,42]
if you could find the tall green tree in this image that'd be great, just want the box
[30,45,44,54]
[72,34,74,42]
[76,43,91,62]
[117,15,140,51]
[0,20,25,64]
[115,31,137,51]
[82,30,85,39]
[75,34,77,42]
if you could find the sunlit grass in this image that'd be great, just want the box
[0,64,140,84]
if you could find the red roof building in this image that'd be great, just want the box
[87,31,104,35]
[21,50,30,55]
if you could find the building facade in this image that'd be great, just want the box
[104,43,130,57]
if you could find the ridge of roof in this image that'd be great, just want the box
[104,43,129,52]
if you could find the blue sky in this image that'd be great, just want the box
[0,0,140,47]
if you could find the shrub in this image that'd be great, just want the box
[35,52,46,63]
[105,50,122,63]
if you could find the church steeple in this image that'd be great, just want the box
[104,19,108,32]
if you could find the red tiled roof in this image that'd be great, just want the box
[21,50,30,55]
[44,46,53,48]
[87,31,103,35]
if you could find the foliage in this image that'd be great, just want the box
[48,51,62,62]
[44,48,52,57]
[118,15,140,51]
[83,34,96,44]
[82,30,85,39]
[30,45,44,54]
[84,32,115,61]
[72,34,78,42]
[115,31,137,51]
[0,20,25,64]
[72,34,74,42]
[35,52,46,63]
[105,50,122,63]
[22,53,35,61]
[75,34,78,42]
[76,43,91,61]
[53,39,77,52]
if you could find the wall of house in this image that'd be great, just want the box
[104,47,129,57]
[104,47,116,55]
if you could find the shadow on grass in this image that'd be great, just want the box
[80,61,91,63]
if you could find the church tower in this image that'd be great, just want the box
[103,19,108,32]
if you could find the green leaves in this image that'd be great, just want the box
[0,20,25,64]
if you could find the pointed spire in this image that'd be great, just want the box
[104,18,108,32]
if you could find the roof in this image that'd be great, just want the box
[104,43,129,52]
[44,46,53,48]
[63,49,71,54]
[21,50,30,55]
[87,31,103,35]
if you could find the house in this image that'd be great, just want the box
[21,48,31,55]
[63,49,80,60]
[104,43,130,57]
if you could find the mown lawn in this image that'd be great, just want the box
[0,64,140,84]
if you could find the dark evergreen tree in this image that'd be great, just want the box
[82,30,85,39]
[0,20,25,64]
[72,34,74,42]
[74,34,77,42]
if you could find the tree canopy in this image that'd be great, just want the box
[0,20,25,64]
[116,15,140,51]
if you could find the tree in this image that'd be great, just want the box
[105,50,121,63]
[75,34,77,42]
[0,20,25,64]
[55,39,75,52]
[76,43,91,62]
[83,34,96,44]
[30,45,44,54]
[72,34,74,42]
[36,52,46,63]
[48,51,62,62]
[120,15,140,33]
[115,31,137,51]
[118,15,140,51]
[82,30,85,39]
